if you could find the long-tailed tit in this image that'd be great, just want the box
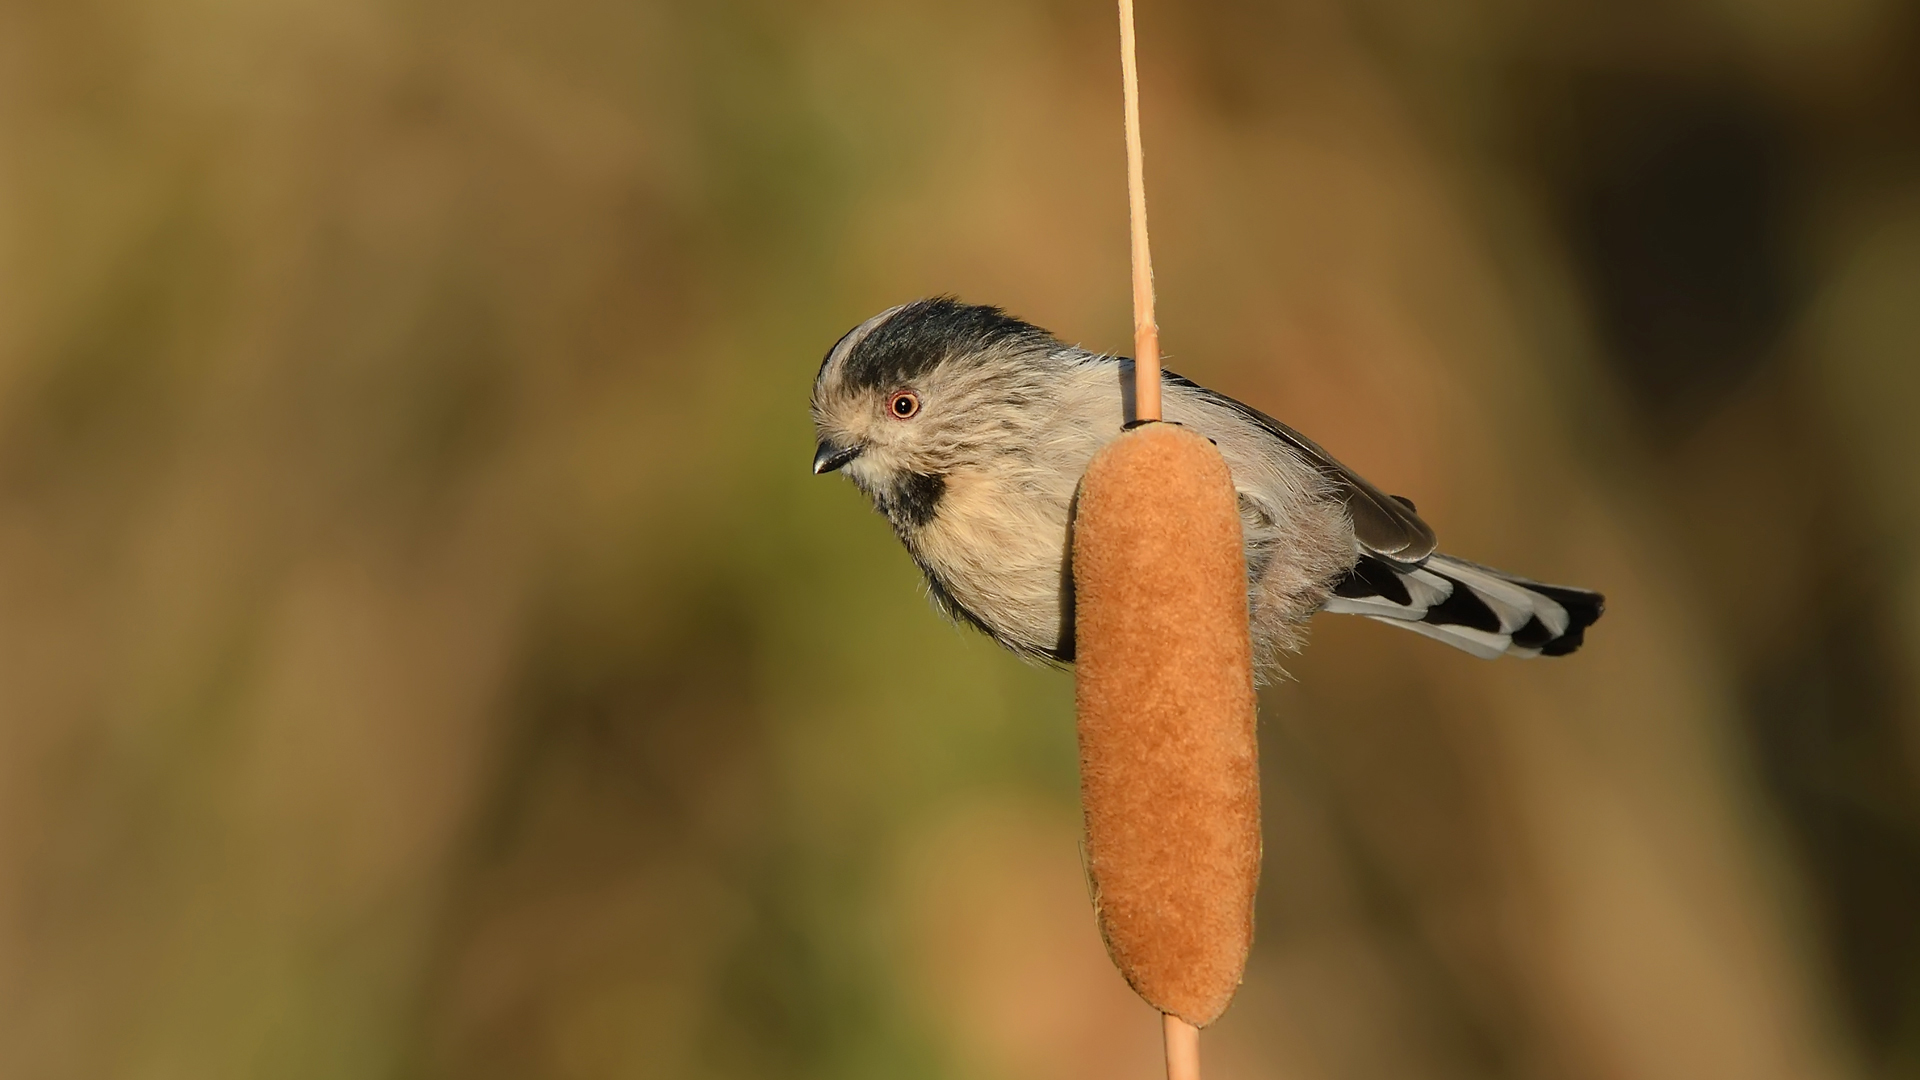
[810,298,1602,672]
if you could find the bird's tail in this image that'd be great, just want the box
[1320,552,1603,659]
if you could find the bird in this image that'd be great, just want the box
[810,297,1602,673]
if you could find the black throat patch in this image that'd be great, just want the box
[879,472,945,531]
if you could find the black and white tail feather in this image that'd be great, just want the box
[1161,368,1605,661]
[1323,551,1603,659]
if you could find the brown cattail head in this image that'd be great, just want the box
[1072,422,1261,1027]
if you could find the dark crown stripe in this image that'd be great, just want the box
[815,323,864,387]
[841,297,1051,392]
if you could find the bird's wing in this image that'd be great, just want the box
[1165,371,1438,565]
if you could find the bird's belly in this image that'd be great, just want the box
[910,471,1072,658]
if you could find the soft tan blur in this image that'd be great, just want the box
[0,1,1916,1079]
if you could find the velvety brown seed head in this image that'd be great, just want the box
[1071,423,1261,1027]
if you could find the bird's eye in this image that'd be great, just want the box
[888,390,920,419]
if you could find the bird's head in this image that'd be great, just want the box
[810,298,1056,524]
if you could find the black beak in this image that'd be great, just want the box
[813,440,861,475]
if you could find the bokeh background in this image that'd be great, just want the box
[3,1,1918,1078]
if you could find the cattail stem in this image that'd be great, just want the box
[1164,1014,1201,1080]
[1118,0,1161,423]
[1117,10,1231,1080]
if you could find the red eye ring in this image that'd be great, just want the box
[888,390,920,419]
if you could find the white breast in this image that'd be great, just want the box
[904,356,1355,668]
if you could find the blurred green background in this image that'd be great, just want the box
[3,1,1919,1078]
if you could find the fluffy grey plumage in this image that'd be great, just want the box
[810,298,1602,673]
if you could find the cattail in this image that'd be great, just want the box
[1072,423,1261,1033]
[1071,4,1262,1076]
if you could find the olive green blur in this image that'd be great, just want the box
[2,2,1917,1079]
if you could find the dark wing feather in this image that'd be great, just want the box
[1165,371,1438,565]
